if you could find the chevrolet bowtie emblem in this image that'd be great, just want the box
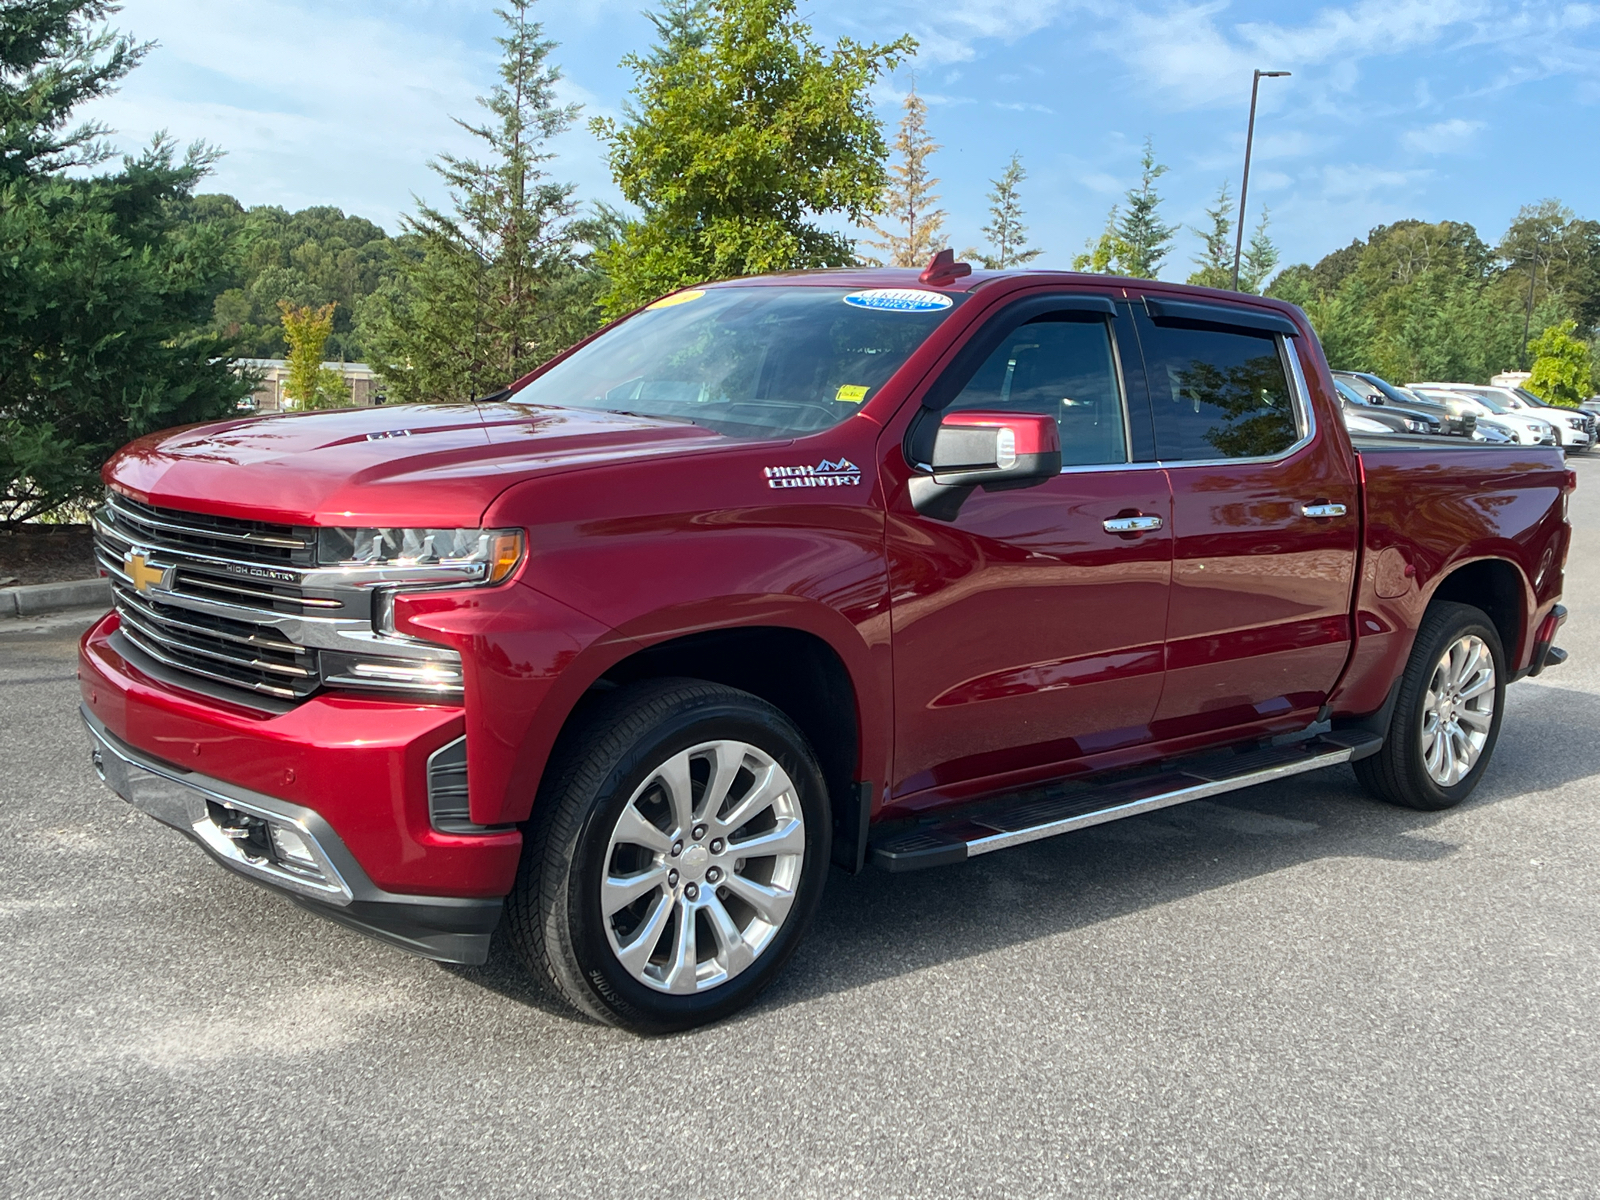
[124,551,173,594]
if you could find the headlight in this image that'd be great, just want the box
[1404,419,1426,432]
[317,527,524,583]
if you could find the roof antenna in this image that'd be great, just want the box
[919,248,971,287]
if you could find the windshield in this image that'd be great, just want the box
[515,285,965,438]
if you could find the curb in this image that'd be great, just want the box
[0,577,112,619]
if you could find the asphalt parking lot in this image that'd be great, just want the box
[5,461,1600,1200]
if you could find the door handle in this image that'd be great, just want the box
[1301,503,1348,519]
[1103,515,1164,534]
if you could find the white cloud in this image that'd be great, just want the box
[78,0,621,226]
[1402,117,1486,154]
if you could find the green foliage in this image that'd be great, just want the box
[594,0,913,313]
[362,1,593,403]
[2,0,247,525]
[191,199,395,360]
[1187,183,1234,290]
[1265,211,1600,386]
[967,152,1041,270]
[1115,138,1176,280]
[1525,320,1594,406]
[1239,208,1279,295]
[1072,139,1174,279]
[277,301,349,409]
[864,87,945,268]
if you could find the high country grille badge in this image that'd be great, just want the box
[122,550,174,594]
[224,562,299,584]
[764,458,862,489]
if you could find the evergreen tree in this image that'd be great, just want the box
[1187,182,1234,289]
[1115,138,1177,279]
[1238,207,1280,294]
[595,0,910,313]
[363,1,585,403]
[968,152,1041,270]
[2,0,248,524]
[864,86,946,268]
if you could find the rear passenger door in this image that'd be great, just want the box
[1130,296,1359,739]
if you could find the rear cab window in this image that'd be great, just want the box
[1134,306,1305,462]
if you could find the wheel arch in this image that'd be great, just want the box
[1423,554,1529,667]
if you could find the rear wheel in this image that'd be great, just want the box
[1354,601,1505,811]
[506,679,831,1033]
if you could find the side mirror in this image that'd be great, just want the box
[909,410,1061,520]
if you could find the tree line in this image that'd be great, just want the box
[4,0,1598,524]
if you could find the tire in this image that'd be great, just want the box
[505,678,832,1033]
[1354,601,1506,811]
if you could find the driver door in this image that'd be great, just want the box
[885,297,1173,808]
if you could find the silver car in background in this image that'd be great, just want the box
[1415,383,1592,452]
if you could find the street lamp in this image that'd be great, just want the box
[1231,69,1291,292]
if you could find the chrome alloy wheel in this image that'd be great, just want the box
[1420,634,1497,787]
[601,740,806,994]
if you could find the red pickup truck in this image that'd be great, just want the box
[80,262,1573,1032]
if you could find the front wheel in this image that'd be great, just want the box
[506,679,831,1033]
[1354,601,1506,811]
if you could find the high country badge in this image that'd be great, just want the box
[763,459,862,489]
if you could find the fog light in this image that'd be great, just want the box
[269,823,318,869]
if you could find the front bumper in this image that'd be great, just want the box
[82,704,503,965]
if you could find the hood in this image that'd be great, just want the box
[103,402,733,526]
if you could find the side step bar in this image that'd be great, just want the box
[869,729,1384,872]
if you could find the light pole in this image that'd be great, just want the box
[1232,69,1290,292]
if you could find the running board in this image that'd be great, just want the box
[869,730,1384,872]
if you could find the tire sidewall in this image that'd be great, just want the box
[1401,609,1506,809]
[562,700,831,1033]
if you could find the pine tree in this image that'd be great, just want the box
[363,0,585,403]
[864,86,946,268]
[1238,207,1280,294]
[2,0,248,523]
[1187,182,1234,290]
[1115,137,1177,279]
[970,152,1042,270]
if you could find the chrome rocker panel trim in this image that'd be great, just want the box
[81,705,502,964]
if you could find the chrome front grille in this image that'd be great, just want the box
[93,493,466,710]
[113,585,320,701]
[106,493,315,566]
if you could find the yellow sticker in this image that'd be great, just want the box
[835,384,870,403]
[647,289,705,310]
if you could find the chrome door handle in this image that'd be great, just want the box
[1103,515,1164,533]
[1301,503,1348,519]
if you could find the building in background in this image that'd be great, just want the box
[234,360,383,412]
[1491,370,1532,389]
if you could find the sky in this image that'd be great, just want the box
[78,0,1600,280]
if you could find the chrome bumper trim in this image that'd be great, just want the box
[80,705,502,963]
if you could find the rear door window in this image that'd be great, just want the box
[945,314,1128,467]
[1138,322,1301,461]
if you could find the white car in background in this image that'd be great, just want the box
[1415,382,1590,451]
[1411,386,1559,448]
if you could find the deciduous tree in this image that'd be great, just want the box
[278,301,349,409]
[1525,320,1594,407]
[594,0,912,312]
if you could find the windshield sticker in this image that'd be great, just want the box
[764,459,862,489]
[842,288,953,313]
[834,385,870,403]
[646,289,705,310]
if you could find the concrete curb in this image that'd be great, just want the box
[0,577,111,619]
